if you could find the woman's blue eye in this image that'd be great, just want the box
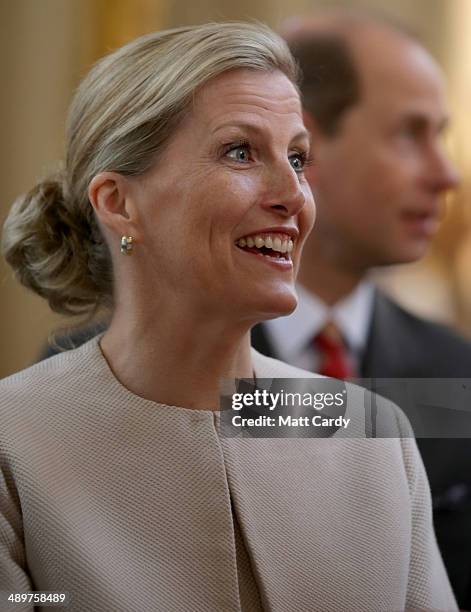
[289,153,306,173]
[226,145,250,163]
[225,145,310,172]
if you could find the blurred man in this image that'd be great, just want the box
[252,10,471,607]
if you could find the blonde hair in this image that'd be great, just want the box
[2,22,298,318]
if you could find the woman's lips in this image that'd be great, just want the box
[234,231,295,270]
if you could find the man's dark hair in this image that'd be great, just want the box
[286,10,418,136]
[289,34,359,136]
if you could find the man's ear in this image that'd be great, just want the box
[302,109,322,143]
[88,172,139,239]
[302,109,321,185]
[302,108,314,131]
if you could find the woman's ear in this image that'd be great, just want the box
[88,172,137,238]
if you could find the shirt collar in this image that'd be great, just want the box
[264,282,375,362]
[332,282,375,351]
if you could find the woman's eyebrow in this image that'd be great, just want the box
[211,121,309,142]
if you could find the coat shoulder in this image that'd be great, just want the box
[377,293,471,353]
[365,292,471,377]
[251,348,321,379]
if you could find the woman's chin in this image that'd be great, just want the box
[247,288,298,322]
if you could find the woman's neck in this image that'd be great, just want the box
[100,303,254,411]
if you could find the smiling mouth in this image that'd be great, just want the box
[400,210,440,236]
[235,233,294,261]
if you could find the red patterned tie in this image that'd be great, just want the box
[314,322,354,379]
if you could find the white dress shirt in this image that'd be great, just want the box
[264,281,375,373]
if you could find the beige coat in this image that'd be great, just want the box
[0,336,457,611]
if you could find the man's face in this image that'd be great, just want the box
[303,30,459,271]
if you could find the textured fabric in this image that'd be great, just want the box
[0,336,457,611]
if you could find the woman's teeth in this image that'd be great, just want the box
[236,234,294,254]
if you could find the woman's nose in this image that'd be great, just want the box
[260,160,307,218]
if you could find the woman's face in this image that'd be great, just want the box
[130,68,315,322]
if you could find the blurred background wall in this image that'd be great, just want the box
[1,0,470,377]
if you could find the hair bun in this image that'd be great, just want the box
[2,174,107,316]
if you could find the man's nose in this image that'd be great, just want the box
[428,146,461,192]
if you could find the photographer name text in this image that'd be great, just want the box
[231,414,350,428]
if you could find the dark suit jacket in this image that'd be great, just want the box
[252,289,471,608]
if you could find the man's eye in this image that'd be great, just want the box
[398,122,426,142]
[400,127,418,139]
[226,145,251,163]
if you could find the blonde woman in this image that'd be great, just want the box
[0,22,456,612]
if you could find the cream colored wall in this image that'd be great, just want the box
[0,0,466,377]
[0,0,99,377]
